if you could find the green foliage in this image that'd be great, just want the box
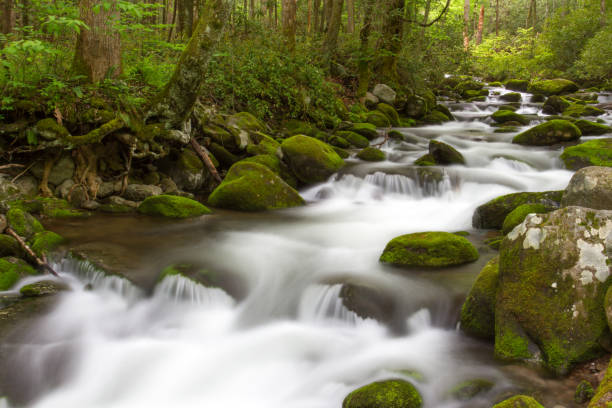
[573,25,612,81]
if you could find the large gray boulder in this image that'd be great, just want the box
[561,166,612,210]
[372,84,397,105]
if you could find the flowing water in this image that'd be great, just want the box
[2,85,611,408]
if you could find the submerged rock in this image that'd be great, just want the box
[138,195,212,218]
[561,138,612,170]
[513,120,581,145]
[460,257,499,340]
[428,140,465,165]
[561,166,612,210]
[281,135,344,184]
[449,378,494,400]
[495,207,612,375]
[379,231,478,268]
[342,379,422,408]
[492,395,544,407]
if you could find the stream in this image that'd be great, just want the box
[2,85,612,408]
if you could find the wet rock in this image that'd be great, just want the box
[561,138,612,170]
[574,120,612,136]
[414,154,436,166]
[240,155,298,188]
[513,119,581,146]
[472,191,563,229]
[449,378,494,400]
[379,231,478,268]
[561,166,612,210]
[564,103,605,118]
[123,184,162,202]
[505,79,529,92]
[159,177,179,195]
[329,135,350,148]
[528,79,579,96]
[357,147,386,162]
[246,132,281,157]
[495,207,612,375]
[376,103,400,127]
[460,257,499,340]
[30,231,65,257]
[138,195,211,219]
[0,257,37,291]
[208,162,304,211]
[342,379,422,408]
[335,131,369,148]
[157,263,245,300]
[454,80,485,98]
[543,95,571,114]
[339,283,395,322]
[491,110,530,125]
[493,395,544,407]
[500,92,522,102]
[169,148,206,191]
[574,380,594,403]
[366,110,391,127]
[372,84,397,105]
[107,195,139,208]
[39,197,88,218]
[281,135,344,184]
[19,280,69,297]
[428,140,465,165]
[349,123,379,140]
[502,203,556,234]
[422,110,451,124]
[0,234,20,257]
[6,208,43,239]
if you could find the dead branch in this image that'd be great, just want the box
[373,128,390,148]
[190,137,223,184]
[5,227,59,277]
[0,164,25,173]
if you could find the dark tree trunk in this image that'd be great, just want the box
[322,0,343,60]
[346,0,354,33]
[356,0,373,97]
[379,0,403,80]
[1,0,14,34]
[282,0,296,51]
[312,0,320,32]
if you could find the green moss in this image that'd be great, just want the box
[376,103,400,126]
[498,104,519,111]
[380,231,479,268]
[449,379,494,400]
[7,208,44,239]
[241,154,298,188]
[246,132,281,156]
[388,130,404,140]
[333,146,350,158]
[560,138,612,170]
[349,123,379,140]
[460,257,499,340]
[19,280,66,297]
[208,162,304,211]
[542,95,571,114]
[502,204,551,234]
[505,79,529,92]
[528,79,579,96]
[414,154,436,166]
[491,110,530,125]
[500,92,522,102]
[98,203,135,213]
[429,140,465,165]
[209,142,240,168]
[563,104,605,118]
[494,320,533,361]
[589,358,612,407]
[454,80,484,97]
[489,81,504,87]
[201,124,237,150]
[38,198,89,218]
[574,120,612,136]
[366,110,391,128]
[283,119,318,137]
[178,148,204,173]
[0,257,37,290]
[226,112,265,133]
[492,395,544,407]
[329,135,350,148]
[336,131,369,148]
[34,118,70,140]
[574,380,595,403]
[434,104,453,121]
[342,379,423,408]
[138,195,212,218]
[512,119,581,146]
[0,235,20,257]
[30,231,65,257]
[422,110,451,124]
[281,135,344,184]
[357,147,386,162]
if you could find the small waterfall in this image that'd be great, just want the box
[154,274,234,307]
[298,284,365,326]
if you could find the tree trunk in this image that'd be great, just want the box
[463,0,470,49]
[322,0,343,60]
[379,0,403,80]
[1,0,14,34]
[475,4,484,45]
[307,0,311,32]
[21,0,29,27]
[495,0,499,35]
[73,0,122,83]
[421,0,432,40]
[346,0,354,33]
[312,0,320,32]
[356,0,373,97]
[147,0,229,128]
[184,0,194,37]
[601,0,605,25]
[323,0,332,32]
[282,0,296,51]
[249,0,254,20]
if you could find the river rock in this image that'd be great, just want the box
[502,203,556,234]
[30,231,65,257]
[491,110,530,125]
[500,92,522,102]
[513,119,581,146]
[0,257,37,291]
[366,110,391,127]
[20,280,69,297]
[357,147,385,162]
[349,123,378,140]
[422,110,451,124]
[563,104,605,118]
[379,231,479,268]
[281,135,344,184]
[376,103,400,127]
[561,166,612,210]
[460,257,499,340]
[372,84,396,105]
[138,195,211,218]
[123,184,162,202]
[493,395,544,407]
[107,195,138,208]
[6,208,43,240]
[225,112,266,150]
[170,148,206,191]
[246,132,281,156]
[561,138,612,170]
[449,378,494,400]
[339,283,395,323]
[208,162,304,211]
[241,155,298,188]
[574,120,612,136]
[505,79,529,92]
[429,140,465,165]
[0,235,20,257]
[543,95,571,114]
[495,206,612,375]
[97,180,120,198]
[209,142,239,168]
[528,79,579,96]
[30,154,75,186]
[472,190,563,229]
[342,379,422,408]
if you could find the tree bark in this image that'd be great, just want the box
[1,0,14,34]
[282,0,296,51]
[307,0,311,32]
[421,0,432,39]
[379,0,403,80]
[476,4,484,45]
[463,0,470,49]
[601,0,606,25]
[346,0,354,33]
[322,0,343,60]
[312,0,320,32]
[323,0,332,32]
[495,0,499,35]
[73,0,122,83]
[356,0,373,97]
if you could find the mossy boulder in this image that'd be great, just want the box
[201,124,237,151]
[208,162,304,211]
[209,142,240,168]
[246,132,281,156]
[339,283,395,323]
[428,140,465,165]
[342,379,422,408]
[492,395,544,407]
[333,147,350,159]
[7,208,44,240]
[20,280,68,297]
[574,120,612,136]
[138,195,212,218]
[34,118,70,141]
[454,80,485,97]
[542,95,571,114]
[528,78,579,96]
[501,203,553,234]
[512,119,581,146]
[0,235,20,257]
[0,257,37,291]
[329,135,350,148]
[281,135,344,184]
[472,190,563,229]
[563,104,605,118]
[588,358,612,407]
[500,92,522,102]
[241,154,298,188]
[336,131,370,148]
[505,79,529,92]
[561,166,612,210]
[379,231,479,268]
[366,110,391,128]
[376,103,400,127]
[349,123,379,140]
[460,257,499,340]
[357,147,386,162]
[449,378,494,400]
[171,148,206,191]
[225,112,266,149]
[30,231,65,257]
[491,110,530,125]
[434,104,454,121]
[38,197,88,218]
[575,380,595,404]
[422,110,451,124]
[561,138,612,170]
[495,207,612,375]
[414,154,436,166]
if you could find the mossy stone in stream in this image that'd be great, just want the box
[560,138,612,170]
[0,257,37,291]
[494,126,519,133]
[500,92,522,102]
[19,280,68,297]
[329,135,351,148]
[332,146,350,158]
[492,395,544,407]
[512,120,581,146]
[460,257,499,340]
[505,79,529,92]
[281,135,344,184]
[336,131,370,148]
[342,379,423,408]
[357,147,386,162]
[563,103,605,118]
[349,123,378,140]
[366,110,391,128]
[39,198,89,218]
[30,231,65,257]
[138,195,212,218]
[7,208,44,239]
[429,140,465,165]
[414,154,436,166]
[379,232,479,268]
[491,110,530,125]
[574,120,612,136]
[0,235,20,257]
[388,130,404,140]
[542,95,571,114]
[208,162,304,211]
[527,78,579,96]
[241,154,298,188]
[422,110,451,124]
[501,203,553,234]
[498,104,518,111]
[376,103,400,126]
[449,378,494,400]
[574,380,594,403]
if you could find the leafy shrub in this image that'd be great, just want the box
[573,25,612,81]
